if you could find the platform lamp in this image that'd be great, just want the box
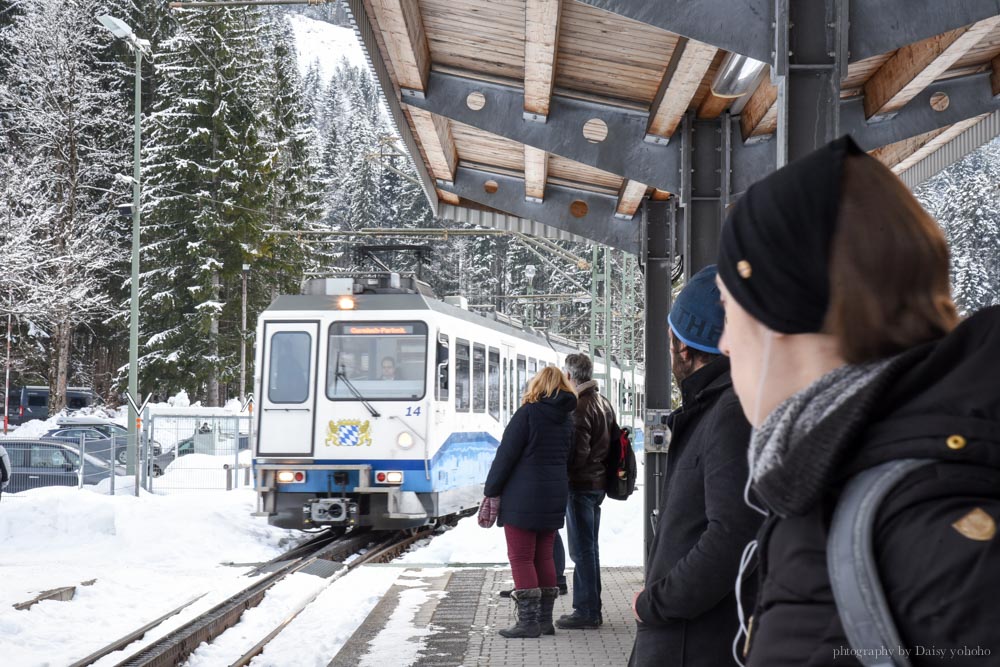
[99,15,150,490]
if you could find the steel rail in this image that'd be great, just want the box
[111,529,378,667]
[228,527,436,667]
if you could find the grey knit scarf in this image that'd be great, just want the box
[748,359,894,516]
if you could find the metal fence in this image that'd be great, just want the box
[0,437,118,499]
[145,413,253,493]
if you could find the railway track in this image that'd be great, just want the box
[70,527,432,667]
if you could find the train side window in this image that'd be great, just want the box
[472,343,486,413]
[517,356,526,398]
[455,339,471,412]
[528,358,537,380]
[436,335,449,402]
[488,347,500,421]
[268,331,311,404]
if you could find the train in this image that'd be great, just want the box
[252,273,645,531]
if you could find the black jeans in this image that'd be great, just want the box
[553,531,567,587]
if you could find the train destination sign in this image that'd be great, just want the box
[346,325,414,335]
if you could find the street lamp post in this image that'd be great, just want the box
[99,15,150,495]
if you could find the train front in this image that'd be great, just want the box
[252,275,456,531]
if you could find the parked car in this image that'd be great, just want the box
[11,386,97,425]
[152,436,195,476]
[3,389,20,427]
[2,438,122,492]
[43,416,162,465]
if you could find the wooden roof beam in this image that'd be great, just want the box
[697,92,732,120]
[892,115,990,174]
[645,39,718,144]
[739,77,777,141]
[992,54,1000,97]
[524,0,562,123]
[863,17,1000,121]
[368,0,457,184]
[616,180,648,219]
[524,146,549,202]
[368,0,429,93]
[408,108,458,184]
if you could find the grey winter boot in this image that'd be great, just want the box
[539,587,559,635]
[498,588,542,639]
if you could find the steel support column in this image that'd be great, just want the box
[589,246,612,389]
[774,0,845,166]
[681,114,725,275]
[642,200,674,564]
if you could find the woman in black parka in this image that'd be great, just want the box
[716,136,1000,666]
[483,365,577,640]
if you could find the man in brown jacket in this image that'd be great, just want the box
[555,353,611,629]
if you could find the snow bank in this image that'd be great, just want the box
[0,487,296,667]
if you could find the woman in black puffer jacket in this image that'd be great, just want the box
[716,136,1000,666]
[483,365,577,640]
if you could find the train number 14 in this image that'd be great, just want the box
[405,406,422,417]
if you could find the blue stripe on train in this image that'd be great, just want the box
[262,431,501,494]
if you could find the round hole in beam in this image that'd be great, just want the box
[583,118,608,143]
[569,200,589,218]
[929,92,950,112]
[484,180,499,194]
[466,91,486,111]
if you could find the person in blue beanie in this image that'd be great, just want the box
[628,265,763,667]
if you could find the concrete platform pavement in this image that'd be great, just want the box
[330,566,643,667]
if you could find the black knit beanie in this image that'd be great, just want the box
[717,135,864,334]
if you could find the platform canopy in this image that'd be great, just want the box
[346,0,1000,254]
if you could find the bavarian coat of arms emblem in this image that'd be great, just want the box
[326,419,373,447]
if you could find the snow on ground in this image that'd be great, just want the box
[358,572,446,667]
[288,13,367,80]
[0,487,297,667]
[398,470,647,567]
[250,566,402,667]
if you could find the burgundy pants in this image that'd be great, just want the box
[504,525,557,590]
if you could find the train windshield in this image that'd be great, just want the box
[327,322,428,400]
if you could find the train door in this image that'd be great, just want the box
[258,321,319,457]
[501,343,514,423]
[434,332,450,426]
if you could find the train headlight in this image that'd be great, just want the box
[276,470,305,483]
[396,431,414,449]
[337,296,355,310]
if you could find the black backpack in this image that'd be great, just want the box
[601,397,637,501]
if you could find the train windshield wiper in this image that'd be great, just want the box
[334,364,380,418]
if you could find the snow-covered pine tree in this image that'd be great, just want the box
[257,15,323,296]
[141,5,278,405]
[0,0,129,411]
[916,137,1000,315]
